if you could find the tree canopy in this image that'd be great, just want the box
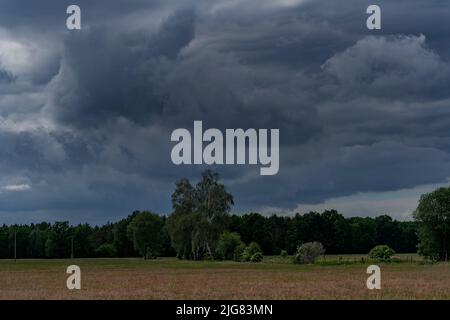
[414,186,450,261]
[127,211,164,259]
[167,170,234,260]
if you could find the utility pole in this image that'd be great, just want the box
[71,236,74,259]
[14,229,17,262]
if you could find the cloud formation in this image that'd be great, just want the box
[0,0,449,223]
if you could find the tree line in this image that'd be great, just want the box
[0,171,421,259]
[1,170,449,261]
[0,211,418,259]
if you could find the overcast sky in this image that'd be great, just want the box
[0,0,449,224]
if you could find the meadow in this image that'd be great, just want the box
[0,255,449,300]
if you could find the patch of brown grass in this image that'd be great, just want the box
[0,259,449,299]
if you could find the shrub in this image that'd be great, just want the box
[233,243,246,262]
[242,242,263,262]
[250,252,263,263]
[293,242,325,264]
[95,243,116,257]
[280,250,288,258]
[369,245,395,262]
[145,247,158,259]
[203,252,215,261]
[215,232,244,260]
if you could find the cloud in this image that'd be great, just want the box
[0,0,449,223]
[0,69,15,84]
[1,184,31,192]
[321,34,450,98]
[46,8,196,128]
[293,182,450,220]
[0,28,60,86]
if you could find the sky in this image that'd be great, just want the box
[0,0,449,224]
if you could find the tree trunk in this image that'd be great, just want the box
[206,242,212,257]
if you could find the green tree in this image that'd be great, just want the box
[233,213,271,254]
[113,212,139,257]
[73,224,95,258]
[28,226,48,258]
[215,232,244,260]
[374,215,401,251]
[414,187,450,261]
[266,215,289,254]
[349,217,376,253]
[127,211,164,259]
[167,178,197,259]
[167,170,233,260]
[167,211,195,259]
[92,223,114,250]
[398,221,418,253]
[0,225,9,258]
[95,243,117,257]
[45,222,71,258]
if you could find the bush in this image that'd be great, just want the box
[95,243,116,257]
[215,232,244,260]
[145,247,159,259]
[203,252,215,261]
[242,242,263,262]
[369,245,395,262]
[250,252,263,263]
[280,250,288,258]
[293,242,325,264]
[233,243,246,262]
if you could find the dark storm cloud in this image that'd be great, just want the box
[0,0,450,222]
[0,69,15,84]
[0,0,164,30]
[47,8,196,128]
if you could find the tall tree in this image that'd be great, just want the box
[167,170,234,260]
[113,212,139,257]
[45,222,71,258]
[349,217,376,253]
[28,224,48,258]
[231,213,271,253]
[73,224,95,258]
[414,186,450,261]
[374,215,401,251]
[127,211,164,259]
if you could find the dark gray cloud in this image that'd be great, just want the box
[0,0,449,223]
[0,69,15,83]
[47,8,196,128]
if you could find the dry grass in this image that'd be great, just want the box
[0,258,449,300]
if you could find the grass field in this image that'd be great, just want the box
[0,256,449,300]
